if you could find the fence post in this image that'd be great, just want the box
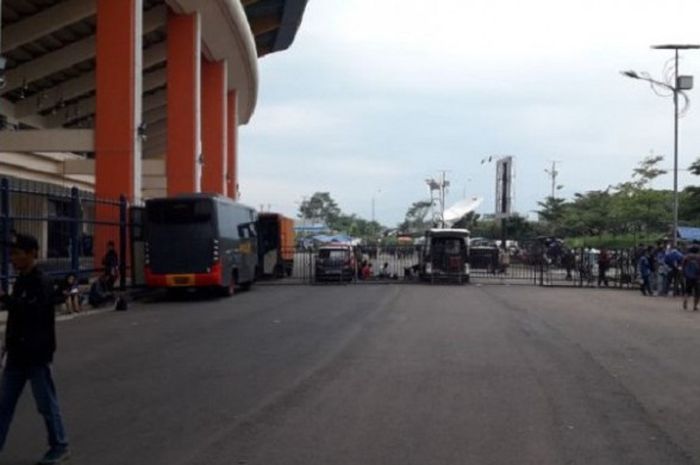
[119,195,127,291]
[70,187,81,277]
[1,178,9,294]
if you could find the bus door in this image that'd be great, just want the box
[237,222,258,283]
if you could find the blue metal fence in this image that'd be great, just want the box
[0,177,128,292]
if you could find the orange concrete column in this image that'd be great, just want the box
[95,0,142,270]
[166,11,201,196]
[201,59,228,195]
[96,0,142,200]
[226,90,239,199]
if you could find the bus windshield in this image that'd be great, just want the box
[147,200,213,224]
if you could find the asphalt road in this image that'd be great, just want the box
[3,283,700,465]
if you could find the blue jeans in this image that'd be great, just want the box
[0,363,68,452]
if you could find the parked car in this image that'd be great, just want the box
[419,229,470,283]
[314,244,356,282]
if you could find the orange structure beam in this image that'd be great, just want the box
[227,90,239,199]
[95,0,141,270]
[201,60,228,195]
[167,11,201,196]
[95,0,140,200]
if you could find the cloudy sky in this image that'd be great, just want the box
[239,0,700,226]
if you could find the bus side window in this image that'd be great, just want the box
[218,203,238,239]
[238,223,250,239]
[238,222,257,239]
[247,222,257,238]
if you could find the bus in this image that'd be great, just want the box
[144,194,258,295]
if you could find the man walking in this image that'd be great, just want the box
[638,247,653,296]
[682,244,700,311]
[665,245,684,297]
[0,234,70,464]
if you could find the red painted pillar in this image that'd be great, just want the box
[226,90,238,199]
[95,0,142,268]
[167,11,201,196]
[201,59,227,195]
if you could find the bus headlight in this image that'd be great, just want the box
[425,263,432,274]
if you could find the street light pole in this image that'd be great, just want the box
[371,188,381,223]
[653,45,699,247]
[673,48,680,248]
[622,44,700,247]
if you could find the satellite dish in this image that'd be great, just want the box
[443,197,483,226]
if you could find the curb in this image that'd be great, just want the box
[0,287,155,335]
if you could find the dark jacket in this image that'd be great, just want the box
[102,250,119,274]
[1,267,56,366]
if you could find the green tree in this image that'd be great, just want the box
[689,158,700,176]
[632,155,667,188]
[682,158,700,224]
[398,200,432,233]
[560,190,613,236]
[298,192,341,226]
[536,197,567,225]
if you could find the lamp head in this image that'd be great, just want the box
[621,70,640,79]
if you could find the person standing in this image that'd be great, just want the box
[654,243,668,296]
[598,248,611,287]
[682,245,700,311]
[665,245,684,297]
[101,240,119,291]
[0,234,70,464]
[638,247,653,296]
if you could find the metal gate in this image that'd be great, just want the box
[258,243,641,290]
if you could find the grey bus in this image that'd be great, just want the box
[144,195,258,295]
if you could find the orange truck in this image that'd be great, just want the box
[257,213,295,278]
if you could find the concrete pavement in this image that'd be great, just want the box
[1,284,699,465]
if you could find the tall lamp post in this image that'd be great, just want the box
[621,44,700,246]
[371,188,381,224]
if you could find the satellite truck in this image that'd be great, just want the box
[417,197,483,284]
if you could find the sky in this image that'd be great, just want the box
[239,0,700,227]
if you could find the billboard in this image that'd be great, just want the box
[495,156,513,218]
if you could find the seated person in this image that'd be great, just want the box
[362,263,373,280]
[379,262,390,278]
[88,275,114,308]
[59,273,81,314]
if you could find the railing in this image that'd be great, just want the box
[0,177,128,292]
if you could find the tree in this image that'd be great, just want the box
[689,158,700,176]
[398,200,432,233]
[681,158,700,224]
[298,192,341,226]
[632,155,667,188]
[536,197,567,225]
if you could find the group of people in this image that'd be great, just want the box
[57,240,120,313]
[637,241,700,311]
[358,261,393,280]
